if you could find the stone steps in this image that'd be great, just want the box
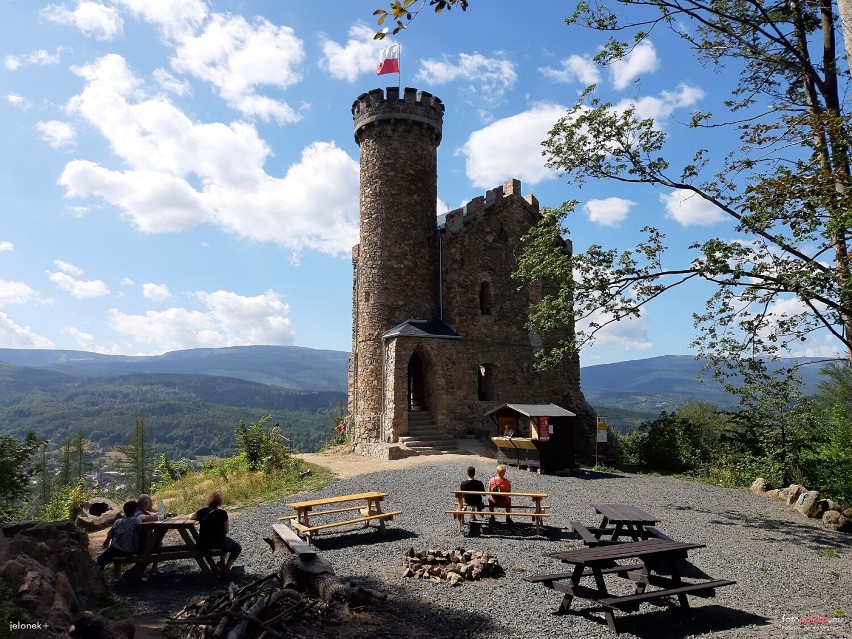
[401,411,458,453]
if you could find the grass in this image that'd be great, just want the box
[153,457,335,514]
[817,548,840,559]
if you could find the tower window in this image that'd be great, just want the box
[477,364,495,401]
[479,281,493,315]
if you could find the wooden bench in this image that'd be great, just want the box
[271,523,317,558]
[285,492,401,544]
[448,491,549,534]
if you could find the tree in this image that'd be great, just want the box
[373,0,467,39]
[120,417,154,496]
[0,433,44,523]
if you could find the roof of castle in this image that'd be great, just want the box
[382,320,461,340]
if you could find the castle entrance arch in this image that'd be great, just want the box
[407,351,428,411]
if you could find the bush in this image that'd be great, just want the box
[234,415,294,473]
[42,478,89,521]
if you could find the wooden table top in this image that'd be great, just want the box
[453,490,548,498]
[593,503,659,524]
[287,491,388,509]
[139,515,196,527]
[546,539,704,564]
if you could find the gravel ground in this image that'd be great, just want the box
[112,455,852,639]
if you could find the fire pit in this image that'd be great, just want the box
[401,547,503,586]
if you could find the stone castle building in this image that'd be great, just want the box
[348,87,595,456]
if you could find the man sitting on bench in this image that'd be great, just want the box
[460,466,485,528]
[487,464,513,525]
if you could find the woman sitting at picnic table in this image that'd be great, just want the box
[97,500,140,569]
[487,464,513,525]
[189,491,241,577]
[135,494,161,574]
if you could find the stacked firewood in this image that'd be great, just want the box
[401,547,503,586]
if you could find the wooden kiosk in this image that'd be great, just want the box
[486,403,577,474]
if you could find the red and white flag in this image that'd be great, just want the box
[376,44,400,75]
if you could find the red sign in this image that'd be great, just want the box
[538,416,550,442]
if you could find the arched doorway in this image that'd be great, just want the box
[408,351,427,411]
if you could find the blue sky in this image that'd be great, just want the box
[0,0,842,365]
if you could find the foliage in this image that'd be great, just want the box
[0,432,43,523]
[373,0,467,39]
[234,415,295,473]
[119,418,155,495]
[151,454,192,492]
[506,0,852,378]
[41,478,89,522]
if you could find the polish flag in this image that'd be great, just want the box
[376,44,400,75]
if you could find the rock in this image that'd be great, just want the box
[64,611,134,639]
[765,489,781,499]
[822,510,850,532]
[794,490,822,518]
[785,484,804,506]
[750,478,768,494]
[0,521,112,636]
[75,498,120,532]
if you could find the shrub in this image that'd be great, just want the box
[42,478,89,521]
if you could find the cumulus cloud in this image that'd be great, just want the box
[143,282,172,301]
[153,68,192,96]
[579,308,653,351]
[170,13,305,123]
[0,241,13,252]
[7,95,25,106]
[661,189,727,226]
[320,23,388,82]
[46,261,109,299]
[0,312,55,348]
[107,289,296,352]
[459,103,564,188]
[611,41,659,90]
[41,1,123,40]
[416,52,516,106]
[111,0,208,41]
[619,84,704,122]
[37,120,76,149]
[539,54,600,86]
[62,326,96,351]
[583,198,637,227]
[0,280,40,307]
[5,49,61,71]
[59,55,359,256]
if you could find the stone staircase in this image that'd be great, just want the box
[398,410,459,453]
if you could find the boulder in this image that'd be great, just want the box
[765,489,782,499]
[0,521,111,636]
[822,510,851,532]
[75,498,119,532]
[794,491,822,518]
[785,484,804,506]
[750,478,768,494]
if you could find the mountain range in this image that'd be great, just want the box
[0,346,831,452]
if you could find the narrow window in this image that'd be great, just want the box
[479,281,493,315]
[477,364,494,401]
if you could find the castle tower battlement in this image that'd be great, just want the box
[352,87,444,144]
[442,179,541,234]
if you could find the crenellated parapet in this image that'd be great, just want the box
[352,87,444,145]
[442,179,540,234]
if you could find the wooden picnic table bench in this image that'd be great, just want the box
[570,504,665,546]
[447,491,549,534]
[111,515,223,577]
[281,492,401,544]
[528,538,735,633]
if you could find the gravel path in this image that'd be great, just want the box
[113,454,852,639]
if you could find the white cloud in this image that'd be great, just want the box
[619,84,704,122]
[153,68,192,96]
[416,52,516,105]
[60,55,359,256]
[5,49,61,71]
[320,23,387,82]
[583,197,637,227]
[611,41,659,90]
[579,308,652,351]
[111,0,208,41]
[0,312,55,348]
[661,189,726,226]
[107,289,296,352]
[0,280,40,307]
[62,326,96,351]
[0,241,13,252]
[41,1,123,40]
[37,120,76,149]
[171,13,305,123]
[459,103,564,188]
[539,54,600,86]
[46,264,110,299]
[6,95,25,106]
[143,282,172,301]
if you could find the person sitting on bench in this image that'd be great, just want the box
[487,464,513,525]
[189,491,241,577]
[97,500,141,569]
[459,466,485,522]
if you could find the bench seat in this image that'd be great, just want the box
[445,510,549,518]
[598,579,737,611]
[291,510,401,535]
[271,523,317,558]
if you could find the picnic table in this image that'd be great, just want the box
[527,538,735,633]
[571,504,664,546]
[112,515,222,577]
[282,491,401,544]
[446,491,549,534]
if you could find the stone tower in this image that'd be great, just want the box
[349,87,444,442]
